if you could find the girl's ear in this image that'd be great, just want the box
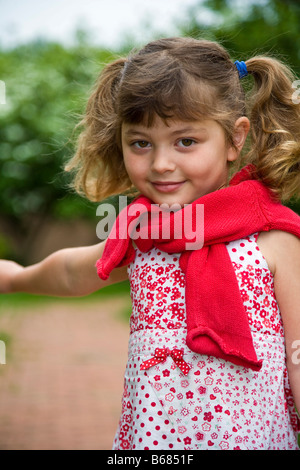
[227,117,250,162]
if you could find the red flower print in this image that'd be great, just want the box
[120,439,131,449]
[195,432,204,441]
[155,266,164,275]
[168,406,177,415]
[254,286,263,296]
[197,386,207,395]
[197,361,205,369]
[178,426,187,434]
[124,414,132,423]
[253,320,263,331]
[181,408,189,416]
[240,289,249,302]
[146,292,154,301]
[259,309,267,318]
[204,412,213,422]
[214,405,223,413]
[171,288,182,301]
[183,437,192,445]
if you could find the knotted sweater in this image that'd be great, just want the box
[96,166,300,370]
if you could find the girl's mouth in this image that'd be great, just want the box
[151,181,185,193]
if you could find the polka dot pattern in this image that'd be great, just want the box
[112,233,299,450]
[225,233,269,268]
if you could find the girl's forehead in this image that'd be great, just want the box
[121,116,221,136]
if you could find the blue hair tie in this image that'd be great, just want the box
[234,60,248,79]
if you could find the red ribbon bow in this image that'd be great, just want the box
[140,347,190,376]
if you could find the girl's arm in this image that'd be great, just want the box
[267,231,300,414]
[0,240,128,297]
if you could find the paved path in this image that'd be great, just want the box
[0,295,130,450]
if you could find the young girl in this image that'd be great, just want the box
[1,37,300,450]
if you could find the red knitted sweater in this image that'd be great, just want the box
[96,166,300,370]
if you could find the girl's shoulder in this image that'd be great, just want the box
[256,230,300,276]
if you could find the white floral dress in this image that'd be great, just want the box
[112,233,299,450]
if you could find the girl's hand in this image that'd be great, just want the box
[0,260,24,294]
[0,241,128,298]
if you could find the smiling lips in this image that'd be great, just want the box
[151,181,185,193]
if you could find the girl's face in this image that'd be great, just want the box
[121,116,247,206]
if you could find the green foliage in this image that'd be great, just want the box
[0,39,120,228]
[0,233,14,258]
[0,38,129,263]
[183,0,300,74]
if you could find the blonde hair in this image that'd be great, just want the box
[66,37,300,202]
[245,56,300,200]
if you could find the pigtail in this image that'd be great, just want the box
[245,56,300,201]
[66,58,133,201]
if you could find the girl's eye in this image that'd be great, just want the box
[133,141,150,149]
[178,139,195,147]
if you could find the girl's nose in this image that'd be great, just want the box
[151,148,176,173]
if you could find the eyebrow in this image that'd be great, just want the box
[170,127,208,136]
[123,126,208,137]
[123,129,149,138]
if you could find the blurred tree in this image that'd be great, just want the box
[182,0,300,72]
[180,0,300,214]
[0,38,120,262]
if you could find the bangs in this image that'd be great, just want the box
[118,68,220,128]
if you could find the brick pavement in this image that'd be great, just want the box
[0,296,130,450]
